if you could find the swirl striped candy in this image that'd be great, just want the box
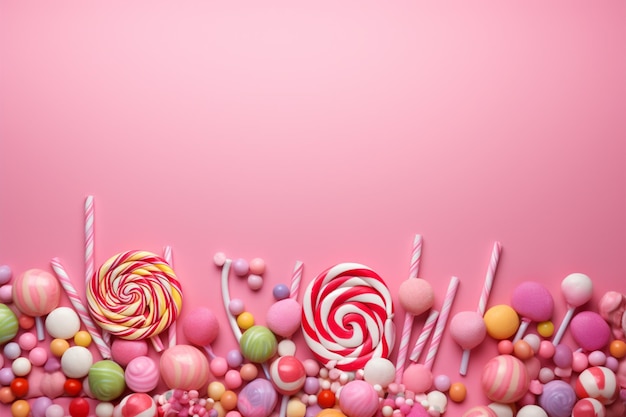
[301,263,395,371]
[481,354,529,403]
[575,366,619,405]
[87,250,182,341]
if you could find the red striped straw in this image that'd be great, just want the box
[395,234,423,384]
[424,276,459,370]
[164,245,176,348]
[51,258,111,359]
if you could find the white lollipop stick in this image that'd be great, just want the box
[513,319,531,343]
[552,308,575,346]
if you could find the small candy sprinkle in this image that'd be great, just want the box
[213,252,227,267]
[537,320,554,337]
[273,284,290,300]
[249,258,266,275]
[233,258,249,277]
[247,274,263,291]
[236,312,255,330]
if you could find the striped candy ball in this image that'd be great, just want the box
[87,250,182,340]
[572,398,606,417]
[269,355,306,395]
[12,269,60,317]
[159,344,209,390]
[575,366,619,405]
[461,406,497,417]
[301,263,395,371]
[0,304,18,344]
[88,360,126,401]
[481,354,529,403]
[240,325,277,363]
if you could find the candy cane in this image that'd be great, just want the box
[424,276,459,370]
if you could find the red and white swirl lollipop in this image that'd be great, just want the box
[301,262,395,371]
[87,250,183,351]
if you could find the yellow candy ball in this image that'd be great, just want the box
[208,381,226,401]
[212,402,226,417]
[50,338,70,357]
[74,330,92,347]
[484,305,520,340]
[287,398,307,417]
[237,312,255,330]
[537,321,554,338]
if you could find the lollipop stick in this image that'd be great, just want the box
[35,317,45,341]
[289,261,304,300]
[84,195,95,285]
[513,319,530,343]
[395,234,423,384]
[409,309,439,362]
[424,276,459,371]
[477,242,501,317]
[459,349,471,376]
[219,258,242,342]
[552,307,575,346]
[164,245,176,348]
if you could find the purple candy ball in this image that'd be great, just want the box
[0,265,12,285]
[0,367,14,385]
[31,396,53,417]
[553,344,573,368]
[226,349,243,368]
[233,258,250,277]
[272,284,290,301]
[303,376,320,394]
[539,380,576,417]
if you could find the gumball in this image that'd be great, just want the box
[49,338,70,357]
[269,355,306,395]
[210,356,229,377]
[317,389,336,408]
[4,342,21,359]
[229,299,245,316]
[575,366,619,405]
[31,396,53,417]
[0,386,15,404]
[461,406,497,417]
[0,303,19,344]
[572,398,606,417]
[17,332,37,351]
[95,402,115,417]
[553,343,573,368]
[266,299,302,338]
[433,374,451,392]
[69,397,90,417]
[11,357,32,377]
[237,378,278,417]
[233,258,249,276]
[221,390,239,410]
[239,325,277,363]
[0,286,12,303]
[249,258,266,275]
[287,398,307,417]
[449,382,467,402]
[317,410,346,417]
[11,399,30,417]
[116,393,157,417]
[18,315,34,330]
[64,378,83,396]
[61,346,94,379]
[338,380,379,417]
[10,377,29,398]
[483,305,520,340]
[74,331,92,347]
[481,355,529,403]
[237,312,255,330]
[273,284,290,301]
[513,340,534,360]
[110,339,148,367]
[88,360,126,401]
[45,404,65,417]
[610,340,626,359]
[363,357,395,388]
[226,349,244,368]
[498,340,514,355]
[45,306,81,339]
[183,307,220,347]
[208,381,226,400]
[537,321,554,338]
[398,279,434,316]
[159,345,209,390]
[0,367,14,385]
[0,265,12,285]
[538,380,576,417]
[248,274,263,290]
[277,339,297,357]
[589,351,607,367]
[125,355,159,393]
[570,311,611,351]
[225,369,243,390]
[402,363,433,394]
[516,405,548,417]
[29,347,48,367]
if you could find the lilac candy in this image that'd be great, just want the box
[539,380,576,417]
[0,367,14,385]
[237,378,278,417]
[553,344,573,368]
[0,265,12,285]
[226,349,243,368]
[303,376,319,394]
[31,396,53,417]
[272,284,290,301]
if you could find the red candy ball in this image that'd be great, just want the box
[10,378,28,398]
[269,355,306,395]
[318,389,336,408]
[69,397,90,417]
[64,378,83,396]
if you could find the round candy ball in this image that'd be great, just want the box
[511,281,554,323]
[483,305,520,340]
[516,405,548,417]
[88,360,126,401]
[45,307,81,339]
[266,299,302,338]
[481,355,529,403]
[159,344,209,390]
[0,303,19,344]
[114,393,157,417]
[110,339,148,367]
[12,269,61,317]
[402,363,433,394]
[125,356,159,393]
[11,399,30,417]
[338,380,379,417]
[571,398,606,417]
[363,357,396,388]
[61,346,93,379]
[538,380,576,417]
[269,355,306,395]
[237,378,278,417]
[450,311,487,349]
[69,397,89,417]
[575,366,619,405]
[0,265,12,285]
[461,406,497,417]
[233,258,249,277]
[570,311,611,352]
[239,325,277,363]
[397,279,434,316]
[561,273,593,307]
[272,284,290,301]
[31,397,53,417]
[182,307,220,347]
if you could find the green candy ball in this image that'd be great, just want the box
[0,304,18,345]
[88,360,126,401]
[239,325,277,363]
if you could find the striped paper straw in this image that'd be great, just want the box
[477,242,502,317]
[409,309,439,362]
[424,276,459,370]
[289,261,304,300]
[164,245,176,348]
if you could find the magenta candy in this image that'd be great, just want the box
[406,404,430,417]
[266,298,302,338]
[511,281,554,322]
[237,378,278,417]
[182,307,220,346]
[570,311,611,351]
[553,344,573,368]
[110,339,148,367]
[539,380,576,417]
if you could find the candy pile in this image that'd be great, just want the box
[0,202,625,417]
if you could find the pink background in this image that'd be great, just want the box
[1,1,625,415]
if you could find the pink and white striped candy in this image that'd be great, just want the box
[301,263,395,371]
[481,354,530,403]
[462,406,497,417]
[575,366,619,405]
[572,398,606,417]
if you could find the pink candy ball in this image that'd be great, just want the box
[450,311,487,350]
[110,339,148,367]
[461,406,497,417]
[115,393,157,417]
[511,282,554,322]
[182,307,220,347]
[225,369,243,390]
[481,355,529,403]
[266,299,302,338]
[159,345,209,390]
[210,357,229,377]
[269,355,306,395]
[397,279,434,316]
[18,332,37,351]
[338,380,379,417]
[125,356,159,393]
[570,312,611,352]
[575,366,619,405]
[12,269,61,317]
[249,258,266,275]
[402,363,433,394]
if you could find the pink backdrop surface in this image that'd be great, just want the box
[1,1,625,416]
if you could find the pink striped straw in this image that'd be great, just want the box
[477,242,502,317]
[289,261,304,300]
[394,234,423,384]
[51,258,111,359]
[424,276,459,371]
[409,309,439,362]
[164,245,176,348]
[84,195,95,285]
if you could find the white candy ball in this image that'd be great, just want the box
[363,357,395,388]
[11,357,32,376]
[96,402,115,417]
[427,390,447,413]
[487,402,515,417]
[516,405,548,417]
[45,404,65,417]
[277,339,297,357]
[61,346,93,378]
[45,306,81,339]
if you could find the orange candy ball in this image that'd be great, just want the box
[0,387,15,404]
[610,340,626,359]
[11,399,30,417]
[220,390,238,411]
[449,382,467,402]
[317,389,336,408]
[513,340,534,360]
[50,338,70,357]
